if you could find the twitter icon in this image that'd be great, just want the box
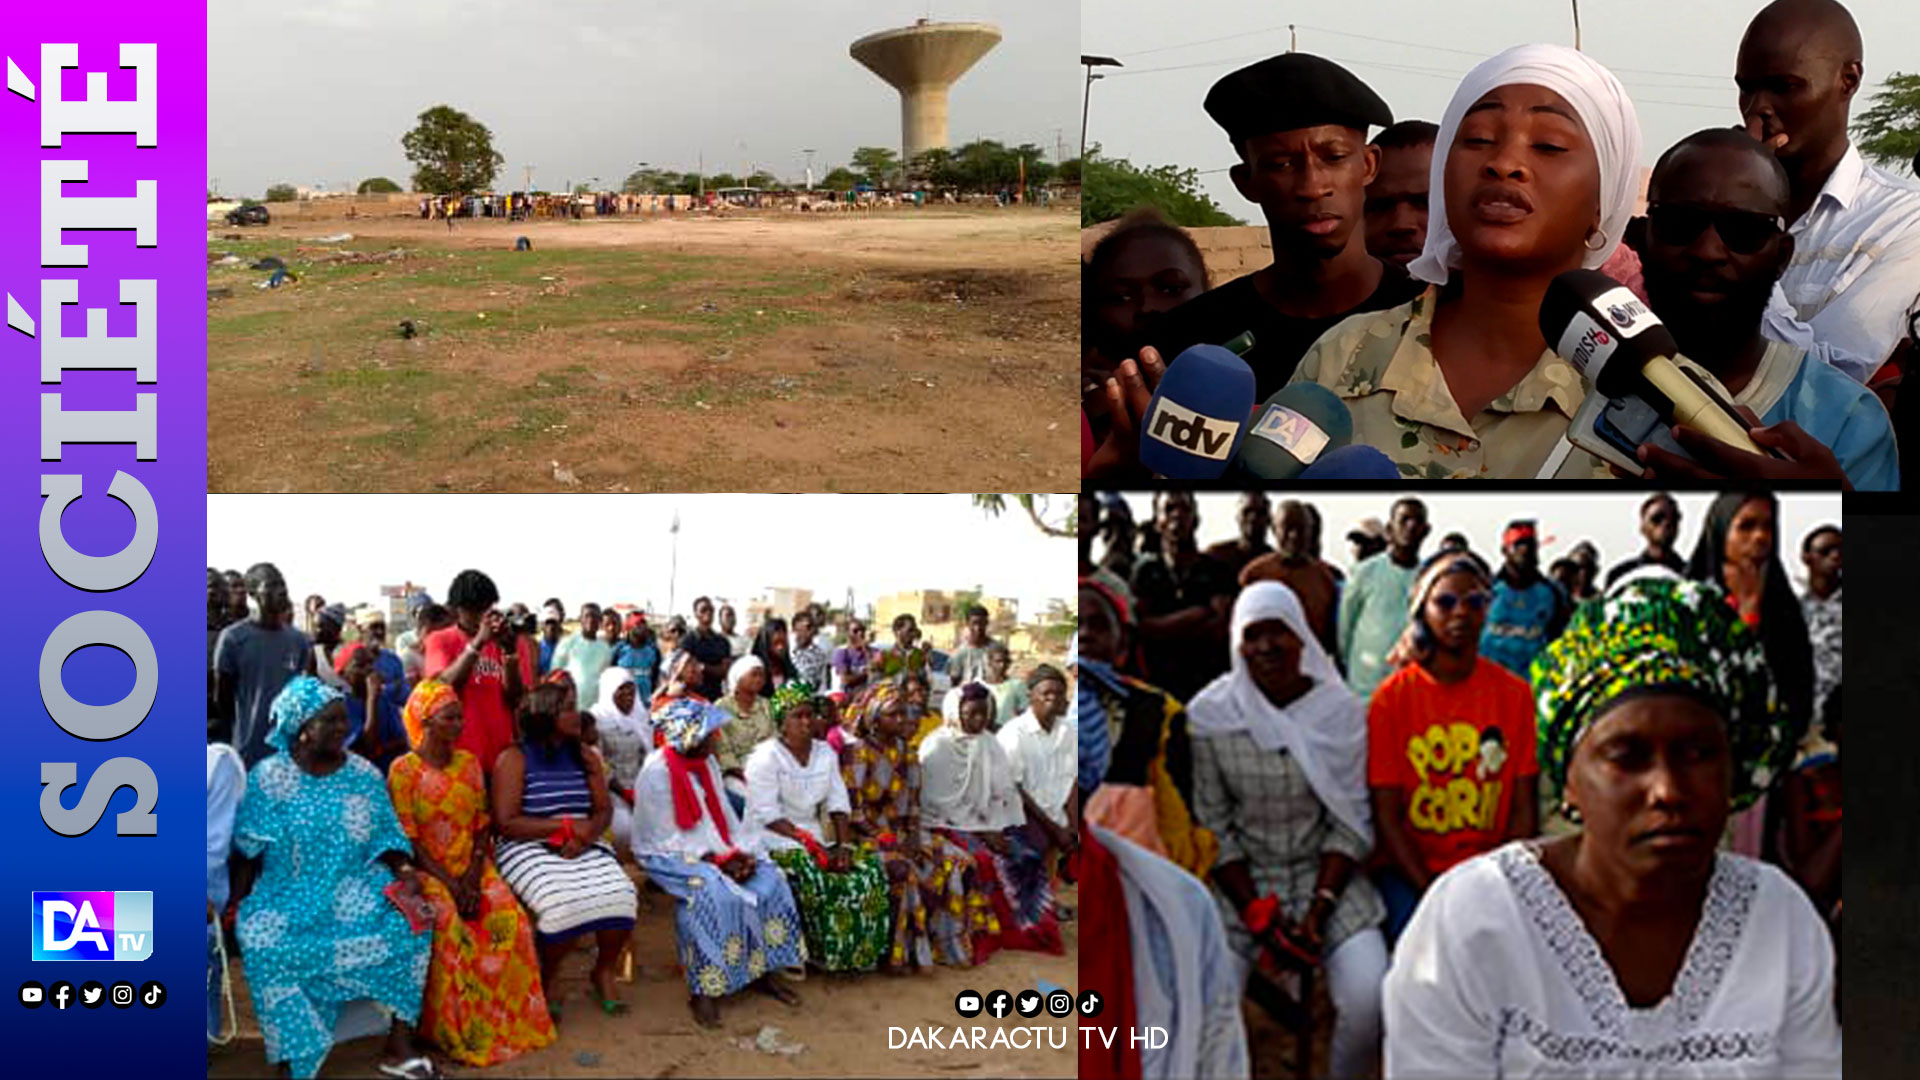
[79,980,105,1009]
[1015,989,1043,1018]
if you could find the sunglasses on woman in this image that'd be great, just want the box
[1432,591,1491,614]
[1646,203,1785,255]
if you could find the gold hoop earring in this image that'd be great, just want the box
[1585,229,1609,252]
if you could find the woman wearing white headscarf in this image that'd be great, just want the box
[715,655,772,814]
[1187,582,1385,1080]
[1286,43,1643,479]
[920,683,1064,956]
[590,668,650,855]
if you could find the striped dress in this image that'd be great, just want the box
[494,742,638,943]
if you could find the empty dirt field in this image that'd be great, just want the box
[206,208,1076,493]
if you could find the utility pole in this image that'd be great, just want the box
[1080,55,1122,161]
[1290,25,1298,52]
[523,164,532,196]
[1571,1,1582,50]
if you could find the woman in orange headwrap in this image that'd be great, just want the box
[387,680,556,1064]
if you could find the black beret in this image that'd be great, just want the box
[1205,53,1393,146]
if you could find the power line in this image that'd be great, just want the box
[1104,21,1734,86]
[1107,49,1737,114]
[1120,22,1293,58]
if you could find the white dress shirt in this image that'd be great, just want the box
[1762,142,1920,378]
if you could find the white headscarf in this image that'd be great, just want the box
[591,664,652,772]
[1187,582,1372,844]
[725,654,765,696]
[1408,43,1643,287]
[918,686,1023,832]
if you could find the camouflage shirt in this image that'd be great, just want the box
[1286,285,1611,479]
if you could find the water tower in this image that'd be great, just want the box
[850,19,1002,164]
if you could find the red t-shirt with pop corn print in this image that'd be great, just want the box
[1367,656,1538,878]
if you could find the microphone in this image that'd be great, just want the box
[1298,445,1399,479]
[1137,344,1258,479]
[1235,382,1353,479]
[1540,269,1766,455]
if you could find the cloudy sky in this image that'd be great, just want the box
[1081,0,1920,218]
[1106,491,1842,587]
[209,0,1074,197]
[209,494,1075,622]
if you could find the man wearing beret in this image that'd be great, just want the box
[1151,53,1424,399]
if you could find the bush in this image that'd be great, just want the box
[357,177,402,194]
[263,184,298,203]
[1082,154,1242,228]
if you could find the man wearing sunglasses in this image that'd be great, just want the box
[1605,494,1686,589]
[1623,127,1898,490]
[1479,521,1571,680]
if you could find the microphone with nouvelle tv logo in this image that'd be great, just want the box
[1539,269,1771,457]
[1233,382,1353,479]
[1137,344,1258,479]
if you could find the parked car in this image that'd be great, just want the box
[225,204,270,226]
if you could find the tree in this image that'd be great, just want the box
[1056,158,1081,185]
[623,168,684,194]
[850,146,899,186]
[401,105,504,195]
[746,170,781,190]
[263,184,298,203]
[1011,143,1057,187]
[820,166,859,190]
[971,494,1074,539]
[1853,72,1920,173]
[357,177,401,194]
[1083,149,1243,228]
[908,147,960,188]
[705,172,741,191]
[572,183,591,195]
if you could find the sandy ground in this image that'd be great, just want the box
[206,208,1077,493]
[320,210,1071,268]
[208,878,1076,1079]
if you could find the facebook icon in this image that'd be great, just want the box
[986,989,1011,1018]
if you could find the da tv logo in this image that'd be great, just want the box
[31,892,153,961]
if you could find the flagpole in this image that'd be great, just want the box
[668,509,681,615]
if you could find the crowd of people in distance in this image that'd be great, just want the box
[1084,0,1916,486]
[207,569,1073,1078]
[1075,491,1841,1079]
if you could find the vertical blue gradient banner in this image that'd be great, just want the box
[0,7,205,1076]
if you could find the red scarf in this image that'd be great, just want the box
[1077,824,1139,1080]
[665,747,732,846]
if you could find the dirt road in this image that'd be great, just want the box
[207,208,1076,493]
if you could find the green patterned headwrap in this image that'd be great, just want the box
[770,680,821,723]
[1530,574,1790,812]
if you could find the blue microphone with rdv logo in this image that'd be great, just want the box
[1137,344,1257,479]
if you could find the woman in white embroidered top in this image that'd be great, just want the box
[1186,581,1386,1080]
[742,682,891,973]
[1383,573,1840,1078]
